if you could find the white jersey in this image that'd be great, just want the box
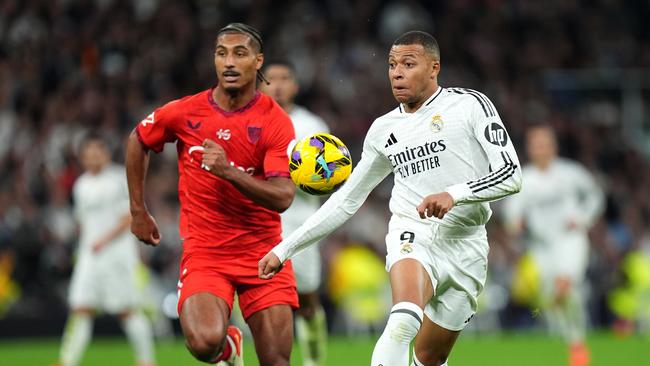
[282,105,330,227]
[73,164,138,266]
[504,158,604,277]
[273,86,522,262]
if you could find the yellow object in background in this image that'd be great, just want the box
[608,251,650,322]
[328,245,389,324]
[510,253,541,308]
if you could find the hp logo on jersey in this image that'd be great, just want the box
[484,123,508,146]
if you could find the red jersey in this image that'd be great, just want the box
[136,89,295,254]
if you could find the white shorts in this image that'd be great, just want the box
[68,256,139,314]
[385,216,489,331]
[284,222,322,293]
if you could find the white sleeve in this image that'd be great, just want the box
[272,133,392,262]
[445,92,522,204]
[572,164,604,228]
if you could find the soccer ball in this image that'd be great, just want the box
[289,133,352,195]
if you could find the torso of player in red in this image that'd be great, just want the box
[136,89,295,255]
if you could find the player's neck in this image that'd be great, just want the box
[281,103,295,114]
[213,85,258,112]
[403,83,439,113]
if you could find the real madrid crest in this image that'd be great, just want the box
[400,243,413,254]
[431,114,443,133]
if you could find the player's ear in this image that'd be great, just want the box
[256,53,264,71]
[431,59,440,79]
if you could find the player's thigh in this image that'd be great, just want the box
[389,258,434,308]
[385,226,436,307]
[292,243,322,294]
[414,315,460,366]
[247,304,293,366]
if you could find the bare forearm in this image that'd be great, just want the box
[126,129,150,214]
[223,168,294,212]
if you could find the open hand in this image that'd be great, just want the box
[417,192,454,219]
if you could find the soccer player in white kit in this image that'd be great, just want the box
[261,60,329,366]
[504,125,604,366]
[56,135,155,366]
[259,31,522,366]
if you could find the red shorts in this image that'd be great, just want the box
[177,249,299,319]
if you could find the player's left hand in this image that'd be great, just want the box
[417,192,454,219]
[201,139,230,178]
[258,251,283,280]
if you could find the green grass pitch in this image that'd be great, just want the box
[0,333,645,365]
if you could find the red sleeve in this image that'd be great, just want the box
[263,112,296,179]
[135,100,180,153]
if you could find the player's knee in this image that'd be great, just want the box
[184,325,227,361]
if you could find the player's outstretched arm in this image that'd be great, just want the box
[201,139,295,212]
[125,129,161,246]
[259,145,392,279]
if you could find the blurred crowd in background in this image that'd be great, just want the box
[1,0,649,335]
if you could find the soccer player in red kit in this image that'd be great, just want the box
[125,23,298,366]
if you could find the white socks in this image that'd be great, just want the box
[59,314,93,366]
[121,311,155,365]
[371,302,423,366]
[296,307,327,366]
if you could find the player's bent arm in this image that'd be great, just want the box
[270,150,391,263]
[573,164,605,228]
[445,97,522,205]
[223,170,296,212]
[126,129,151,215]
[125,129,161,245]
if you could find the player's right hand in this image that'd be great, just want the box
[130,211,161,246]
[258,251,283,280]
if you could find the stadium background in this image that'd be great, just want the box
[0,0,648,364]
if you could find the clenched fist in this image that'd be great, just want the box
[201,139,230,178]
[417,192,454,219]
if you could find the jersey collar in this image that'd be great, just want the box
[398,86,443,114]
[208,88,261,116]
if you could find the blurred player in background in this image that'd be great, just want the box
[261,61,329,366]
[260,31,522,366]
[504,125,604,366]
[56,134,155,366]
[126,23,298,366]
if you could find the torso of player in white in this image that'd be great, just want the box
[73,164,136,260]
[368,87,505,226]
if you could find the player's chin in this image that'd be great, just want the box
[392,90,413,103]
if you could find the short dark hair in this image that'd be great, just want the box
[393,31,440,60]
[217,22,263,53]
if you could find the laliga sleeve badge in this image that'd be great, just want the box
[431,114,444,133]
